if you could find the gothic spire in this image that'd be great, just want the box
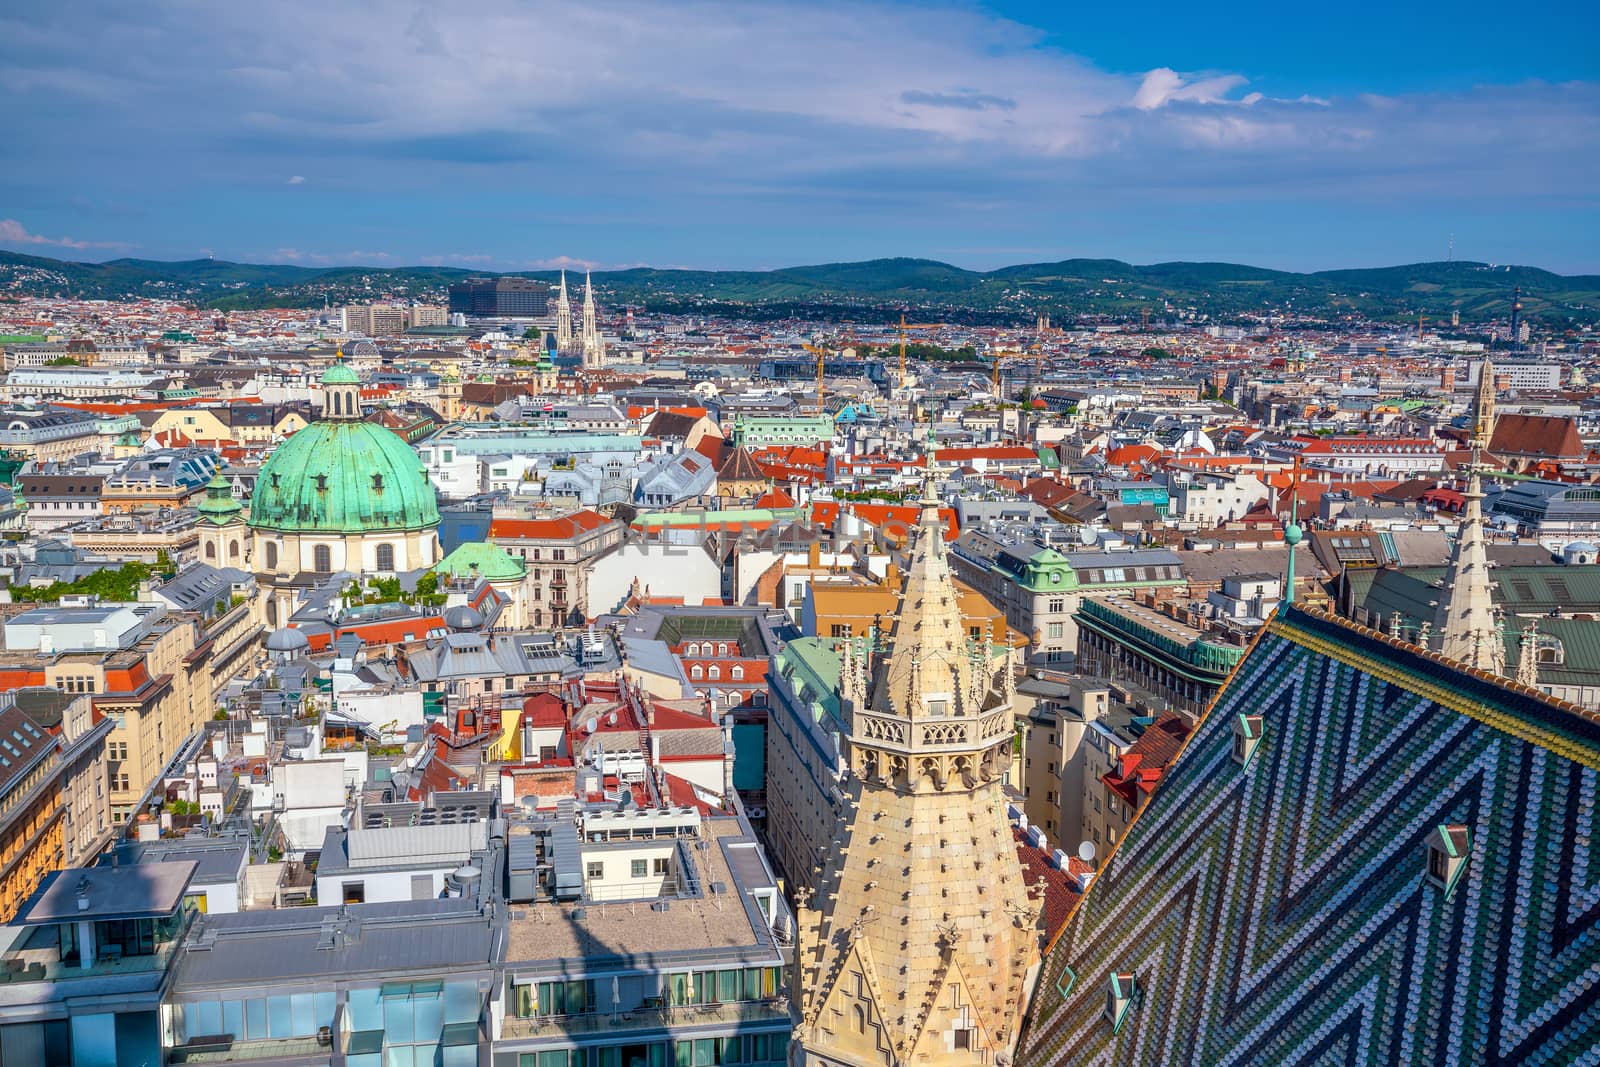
[555,270,573,348]
[1516,619,1541,688]
[1432,465,1504,675]
[869,451,985,719]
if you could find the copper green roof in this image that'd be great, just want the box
[196,473,242,525]
[434,541,525,582]
[321,361,360,385]
[249,420,439,535]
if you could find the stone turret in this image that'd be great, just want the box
[792,465,1038,1065]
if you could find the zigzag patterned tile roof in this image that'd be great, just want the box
[1018,605,1600,1066]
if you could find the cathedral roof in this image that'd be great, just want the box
[1018,605,1600,1064]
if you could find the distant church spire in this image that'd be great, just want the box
[555,271,573,349]
[581,270,605,368]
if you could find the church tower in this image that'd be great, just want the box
[581,271,605,368]
[196,471,246,568]
[1470,358,1496,454]
[556,271,574,349]
[791,464,1039,1066]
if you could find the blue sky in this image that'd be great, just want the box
[1,0,1596,273]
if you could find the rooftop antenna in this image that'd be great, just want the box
[1448,233,1454,263]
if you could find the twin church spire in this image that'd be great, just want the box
[554,270,606,368]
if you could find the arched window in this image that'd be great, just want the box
[691,666,703,680]
[852,1005,865,1033]
[265,542,278,569]
[376,543,395,571]
[205,542,215,559]
[229,540,239,559]
[686,643,699,656]
[731,666,744,681]
[313,544,332,573]
[266,599,277,627]
[708,666,721,681]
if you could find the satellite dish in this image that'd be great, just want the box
[1078,841,1097,864]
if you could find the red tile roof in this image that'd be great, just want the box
[1490,414,1584,460]
[489,509,610,540]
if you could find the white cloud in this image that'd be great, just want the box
[287,175,306,184]
[0,218,128,251]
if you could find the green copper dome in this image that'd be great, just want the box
[322,361,360,385]
[249,420,439,534]
[434,541,526,582]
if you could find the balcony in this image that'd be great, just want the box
[168,1035,332,1064]
[499,998,790,1042]
[2,923,185,985]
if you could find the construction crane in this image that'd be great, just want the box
[896,314,945,389]
[802,342,829,411]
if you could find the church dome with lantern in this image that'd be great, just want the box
[249,360,441,625]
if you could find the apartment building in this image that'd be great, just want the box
[488,508,623,626]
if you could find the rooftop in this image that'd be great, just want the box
[19,861,196,924]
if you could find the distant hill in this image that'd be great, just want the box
[3,248,1596,325]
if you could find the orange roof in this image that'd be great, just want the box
[934,445,1039,463]
[302,616,447,651]
[489,509,610,540]
[1106,444,1167,466]
[850,503,959,543]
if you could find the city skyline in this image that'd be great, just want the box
[2,0,1597,272]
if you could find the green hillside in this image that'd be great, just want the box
[2,248,1595,324]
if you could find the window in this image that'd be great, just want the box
[1048,598,1065,613]
[708,666,721,681]
[313,544,332,573]
[830,625,851,638]
[375,543,395,571]
[587,861,604,880]
[314,474,328,492]
[265,542,278,569]
[342,882,365,904]
[654,857,669,876]
[731,666,744,681]
[1046,622,1064,640]
[631,859,648,878]
[372,473,384,490]
[534,980,594,1017]
[852,1005,865,1033]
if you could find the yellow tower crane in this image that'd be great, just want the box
[896,314,945,389]
[802,342,829,411]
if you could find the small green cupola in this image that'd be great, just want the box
[197,472,242,526]
[321,353,363,420]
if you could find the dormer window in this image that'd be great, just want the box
[372,473,384,491]
[1105,972,1137,1034]
[1231,714,1264,766]
[1426,823,1471,900]
[314,474,328,492]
